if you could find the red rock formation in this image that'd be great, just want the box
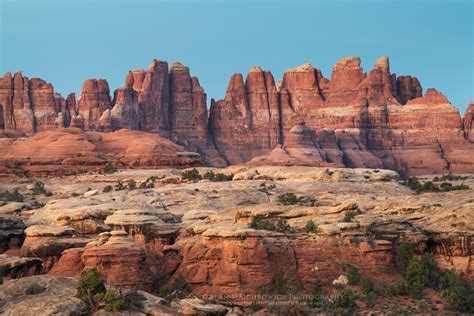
[1,56,473,175]
[77,79,112,130]
[208,67,281,164]
[0,128,203,176]
[463,101,473,142]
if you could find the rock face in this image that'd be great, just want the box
[209,56,474,175]
[0,128,203,176]
[1,56,473,175]
[464,101,473,142]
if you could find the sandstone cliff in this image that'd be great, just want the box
[1,56,473,175]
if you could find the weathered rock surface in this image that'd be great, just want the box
[0,254,42,279]
[1,56,473,175]
[0,275,89,316]
[0,128,203,175]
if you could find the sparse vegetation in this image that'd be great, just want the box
[127,179,137,190]
[393,243,473,312]
[30,181,53,196]
[103,185,113,193]
[203,170,233,181]
[25,282,45,295]
[76,268,107,307]
[114,181,126,191]
[401,176,469,194]
[259,182,276,194]
[0,189,24,202]
[305,220,317,233]
[343,209,362,222]
[277,193,304,205]
[433,174,469,182]
[181,168,202,181]
[100,163,118,174]
[342,264,360,285]
[249,214,292,233]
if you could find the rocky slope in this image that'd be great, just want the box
[0,166,472,314]
[1,56,473,175]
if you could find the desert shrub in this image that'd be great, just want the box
[308,278,325,308]
[0,189,24,202]
[76,268,106,305]
[277,193,304,205]
[250,214,276,231]
[343,209,362,222]
[203,170,233,181]
[275,218,292,233]
[101,163,117,174]
[114,181,126,191]
[32,181,52,196]
[333,289,359,315]
[249,215,292,233]
[127,180,137,190]
[159,277,190,299]
[438,270,473,313]
[361,277,376,295]
[103,185,113,193]
[401,176,469,193]
[394,243,413,273]
[25,282,45,295]
[272,271,287,294]
[94,289,125,312]
[437,174,469,182]
[342,264,360,285]
[259,182,276,194]
[305,220,317,233]
[181,168,202,181]
[405,257,424,299]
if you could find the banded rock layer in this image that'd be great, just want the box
[1,56,473,175]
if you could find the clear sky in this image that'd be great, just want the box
[1,0,472,113]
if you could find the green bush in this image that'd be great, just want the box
[94,290,125,312]
[249,215,292,233]
[127,180,137,190]
[343,209,362,222]
[76,268,106,305]
[334,289,359,315]
[277,193,304,205]
[394,243,413,273]
[203,170,233,181]
[343,265,360,285]
[259,182,276,194]
[401,176,469,194]
[32,181,51,195]
[181,168,202,181]
[249,214,275,231]
[25,282,45,295]
[438,270,473,313]
[0,189,24,202]
[405,257,425,299]
[103,185,113,193]
[361,277,376,295]
[101,163,117,174]
[114,181,126,191]
[308,278,325,308]
[305,220,317,233]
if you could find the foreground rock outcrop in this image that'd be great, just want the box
[1,56,473,175]
[0,166,472,313]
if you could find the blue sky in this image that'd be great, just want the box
[1,0,472,113]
